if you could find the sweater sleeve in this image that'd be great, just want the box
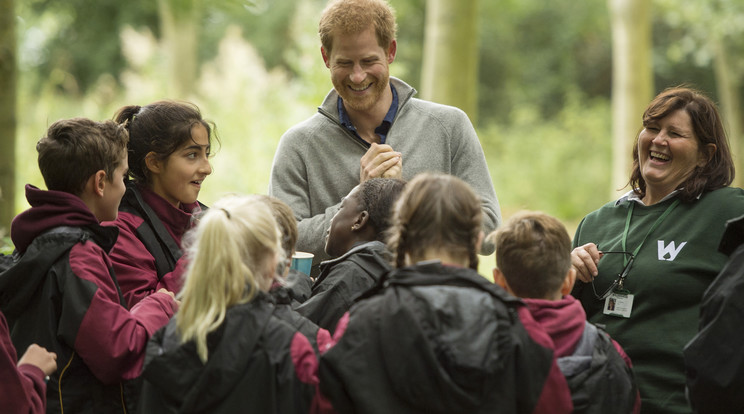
[62,242,176,385]
[269,127,342,265]
[448,108,501,253]
[0,312,47,414]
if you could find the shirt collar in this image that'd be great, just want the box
[615,188,701,206]
[337,83,398,145]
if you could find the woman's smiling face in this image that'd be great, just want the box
[638,109,708,203]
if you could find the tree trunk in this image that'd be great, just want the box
[0,0,16,234]
[712,37,742,187]
[421,0,480,124]
[608,0,652,199]
[157,0,202,98]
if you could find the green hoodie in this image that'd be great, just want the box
[572,186,744,414]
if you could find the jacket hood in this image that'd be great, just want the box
[317,240,392,284]
[523,295,586,357]
[142,294,276,413]
[375,261,519,412]
[1,186,118,320]
[11,185,103,253]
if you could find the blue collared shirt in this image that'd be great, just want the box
[337,84,398,145]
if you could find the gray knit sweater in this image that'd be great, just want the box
[269,77,501,267]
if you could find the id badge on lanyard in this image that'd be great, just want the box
[603,290,634,318]
[599,199,680,318]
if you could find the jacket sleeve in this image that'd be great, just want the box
[294,264,363,334]
[61,242,177,385]
[448,107,501,254]
[109,214,183,308]
[0,312,47,414]
[269,127,342,265]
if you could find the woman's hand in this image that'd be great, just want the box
[571,243,602,283]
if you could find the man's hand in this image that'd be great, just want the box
[360,143,402,182]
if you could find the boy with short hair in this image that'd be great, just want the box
[492,211,639,414]
[0,118,178,413]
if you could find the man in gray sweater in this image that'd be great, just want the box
[269,0,501,273]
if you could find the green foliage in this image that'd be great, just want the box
[18,0,159,95]
[652,0,744,96]
[389,0,426,89]
[476,0,612,126]
[14,0,331,213]
[483,90,613,222]
[0,236,12,255]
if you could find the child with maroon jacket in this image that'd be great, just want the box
[139,195,319,413]
[492,211,639,414]
[0,118,178,413]
[0,309,57,413]
[107,100,216,308]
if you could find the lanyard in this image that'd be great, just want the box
[621,198,681,266]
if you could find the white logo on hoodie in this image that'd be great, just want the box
[657,240,687,261]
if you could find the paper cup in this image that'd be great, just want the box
[290,251,314,276]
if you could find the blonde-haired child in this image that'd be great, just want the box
[139,195,319,413]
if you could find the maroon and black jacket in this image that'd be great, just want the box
[318,261,574,414]
[0,185,177,413]
[0,310,47,414]
[107,182,202,308]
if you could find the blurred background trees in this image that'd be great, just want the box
[2,0,743,252]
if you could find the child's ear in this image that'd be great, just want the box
[351,210,370,232]
[561,267,577,297]
[493,268,509,290]
[145,151,162,174]
[88,170,107,198]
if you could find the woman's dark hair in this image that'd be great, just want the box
[114,100,218,184]
[354,178,406,242]
[388,173,482,270]
[629,87,734,202]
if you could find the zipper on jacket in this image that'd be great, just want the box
[120,383,128,414]
[58,351,76,414]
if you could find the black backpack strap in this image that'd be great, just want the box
[121,184,182,280]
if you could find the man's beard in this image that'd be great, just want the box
[335,74,388,112]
